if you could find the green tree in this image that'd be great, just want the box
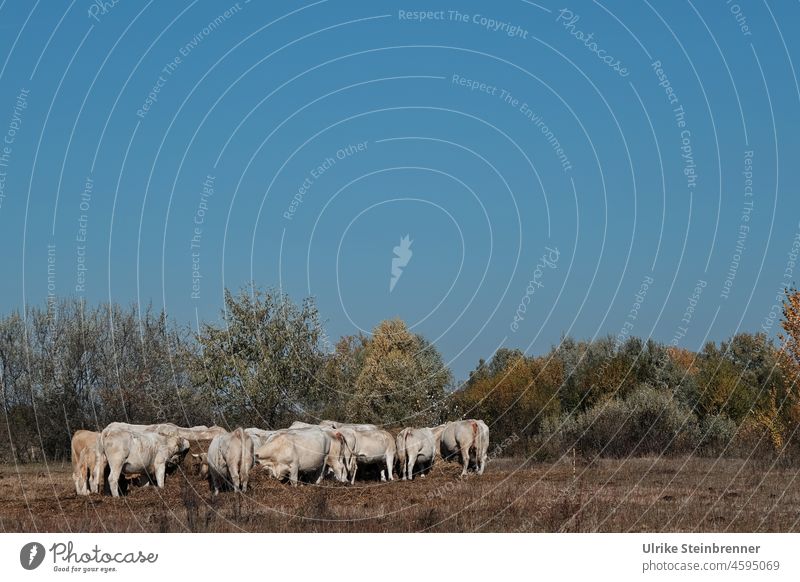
[191,286,326,428]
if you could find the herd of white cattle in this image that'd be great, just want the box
[70,419,490,497]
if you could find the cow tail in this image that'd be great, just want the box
[98,430,107,458]
[235,427,246,474]
[471,420,480,467]
[336,431,352,456]
[336,431,346,463]
[405,428,414,474]
[331,431,346,480]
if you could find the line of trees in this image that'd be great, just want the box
[455,292,800,461]
[0,287,452,462]
[2,285,800,464]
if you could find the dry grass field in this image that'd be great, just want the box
[1,456,798,533]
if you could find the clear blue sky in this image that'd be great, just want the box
[0,0,798,380]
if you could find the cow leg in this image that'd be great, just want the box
[83,462,92,495]
[289,463,299,487]
[83,457,91,493]
[73,469,83,496]
[314,462,326,485]
[108,463,122,498]
[407,457,415,481]
[94,455,105,494]
[350,463,358,485]
[91,454,104,494]
[230,464,241,492]
[155,463,167,488]
[80,454,92,495]
[241,469,249,493]
[74,456,87,495]
[460,447,470,477]
[210,470,220,496]
[379,459,388,481]
[93,464,103,493]
[89,462,98,494]
[386,452,395,481]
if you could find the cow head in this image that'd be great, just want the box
[191,453,209,479]
[254,452,279,479]
[165,437,190,473]
[259,462,277,479]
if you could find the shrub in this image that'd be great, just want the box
[698,413,736,456]
[535,413,578,461]
[564,384,700,457]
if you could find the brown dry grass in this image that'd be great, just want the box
[1,456,798,532]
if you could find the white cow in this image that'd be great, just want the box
[288,422,355,482]
[101,428,189,497]
[183,425,229,440]
[206,427,254,494]
[474,419,490,475]
[71,430,103,495]
[320,420,378,431]
[289,421,318,429]
[245,427,277,449]
[254,427,333,486]
[330,427,357,482]
[396,427,436,480]
[323,429,350,482]
[348,429,396,483]
[102,422,226,441]
[433,419,488,477]
[99,422,210,480]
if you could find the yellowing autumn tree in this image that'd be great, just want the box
[666,346,698,375]
[456,353,562,453]
[776,287,800,448]
[349,319,450,425]
[779,288,800,372]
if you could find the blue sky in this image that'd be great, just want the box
[0,0,798,380]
